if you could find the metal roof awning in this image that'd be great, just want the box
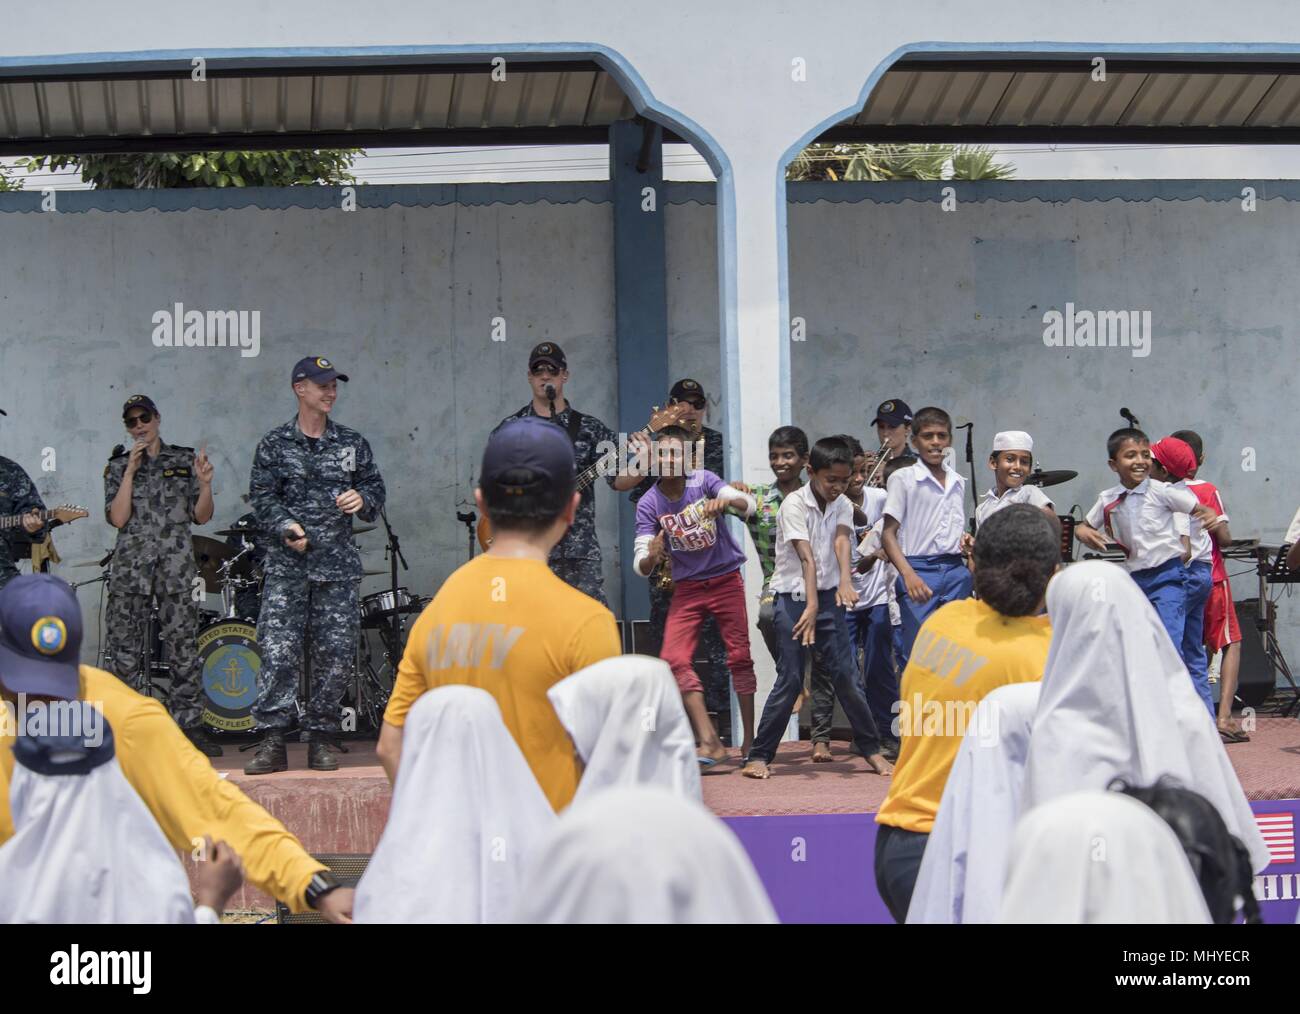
[826,54,1300,144]
[0,57,682,155]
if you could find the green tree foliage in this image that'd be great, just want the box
[22,149,360,189]
[787,143,1014,182]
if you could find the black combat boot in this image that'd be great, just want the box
[307,734,340,772]
[243,730,287,775]
[183,725,223,758]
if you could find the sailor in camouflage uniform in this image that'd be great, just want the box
[103,395,218,754]
[629,379,734,730]
[0,409,48,590]
[245,357,386,774]
[500,342,641,606]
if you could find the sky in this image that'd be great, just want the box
[8,142,1300,189]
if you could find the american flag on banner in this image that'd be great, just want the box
[1255,813,1296,865]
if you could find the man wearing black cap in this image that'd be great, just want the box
[872,399,914,483]
[103,394,216,754]
[244,357,386,774]
[498,342,629,606]
[627,378,733,732]
[0,408,47,590]
[0,574,352,921]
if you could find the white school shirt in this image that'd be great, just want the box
[1171,478,1216,565]
[1284,505,1300,546]
[975,483,1053,528]
[883,460,968,557]
[1083,477,1197,573]
[769,482,855,596]
[848,488,888,611]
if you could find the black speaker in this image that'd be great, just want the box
[275,853,371,925]
[1231,598,1276,708]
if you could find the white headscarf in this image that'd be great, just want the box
[907,681,1041,924]
[1024,561,1269,872]
[547,655,701,802]
[513,787,778,924]
[355,685,556,923]
[1000,790,1212,923]
[0,734,195,924]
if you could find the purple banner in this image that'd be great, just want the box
[724,798,1300,924]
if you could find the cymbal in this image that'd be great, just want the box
[1026,468,1079,489]
[193,535,252,587]
[69,557,111,569]
[212,525,257,538]
[351,524,378,536]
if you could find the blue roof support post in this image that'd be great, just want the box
[610,117,668,623]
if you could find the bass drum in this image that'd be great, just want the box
[199,619,261,734]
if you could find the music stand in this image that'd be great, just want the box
[1254,544,1300,717]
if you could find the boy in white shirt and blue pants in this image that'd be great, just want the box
[1075,428,1221,671]
[975,430,1055,528]
[741,438,893,780]
[880,407,974,667]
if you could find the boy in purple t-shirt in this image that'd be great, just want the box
[635,425,758,764]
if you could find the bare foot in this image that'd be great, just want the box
[811,742,833,763]
[741,759,771,779]
[864,753,893,776]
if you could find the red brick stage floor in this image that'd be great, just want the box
[206,716,1300,912]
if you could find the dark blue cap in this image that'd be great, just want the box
[14,718,115,776]
[872,399,913,427]
[122,394,158,419]
[0,574,82,699]
[291,356,349,385]
[481,417,575,496]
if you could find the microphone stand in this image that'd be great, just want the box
[457,509,478,561]
[957,421,978,534]
[378,505,408,660]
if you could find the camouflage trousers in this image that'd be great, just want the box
[254,576,359,734]
[106,581,204,730]
[550,557,608,607]
[648,579,731,717]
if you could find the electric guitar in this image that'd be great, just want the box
[0,504,89,531]
[476,403,691,550]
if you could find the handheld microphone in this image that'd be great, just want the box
[111,444,125,458]
[544,385,556,401]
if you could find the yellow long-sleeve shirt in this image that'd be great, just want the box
[1,665,325,912]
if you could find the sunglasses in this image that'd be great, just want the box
[530,365,561,377]
[674,397,706,411]
[124,411,154,426]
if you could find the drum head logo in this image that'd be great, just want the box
[198,622,260,732]
[30,617,66,656]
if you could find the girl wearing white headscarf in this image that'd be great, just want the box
[906,681,1040,924]
[1000,790,1212,923]
[355,685,556,923]
[513,787,778,924]
[547,655,701,802]
[0,722,202,923]
[1024,561,1269,873]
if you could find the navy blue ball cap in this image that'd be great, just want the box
[481,417,575,496]
[291,356,349,385]
[872,399,914,427]
[0,574,82,700]
[14,719,115,776]
[669,378,706,402]
[121,394,158,419]
[528,342,567,372]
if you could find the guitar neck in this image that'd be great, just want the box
[0,508,56,531]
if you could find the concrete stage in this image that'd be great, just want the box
[203,716,1300,920]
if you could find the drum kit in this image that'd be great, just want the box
[71,512,429,738]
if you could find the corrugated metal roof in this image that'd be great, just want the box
[831,56,1300,142]
[0,60,640,153]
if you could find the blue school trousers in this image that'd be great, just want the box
[895,554,973,667]
[1182,560,1215,718]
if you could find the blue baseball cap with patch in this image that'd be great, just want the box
[481,416,576,497]
[291,356,349,385]
[0,574,82,700]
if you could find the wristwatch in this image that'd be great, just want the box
[305,872,341,910]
